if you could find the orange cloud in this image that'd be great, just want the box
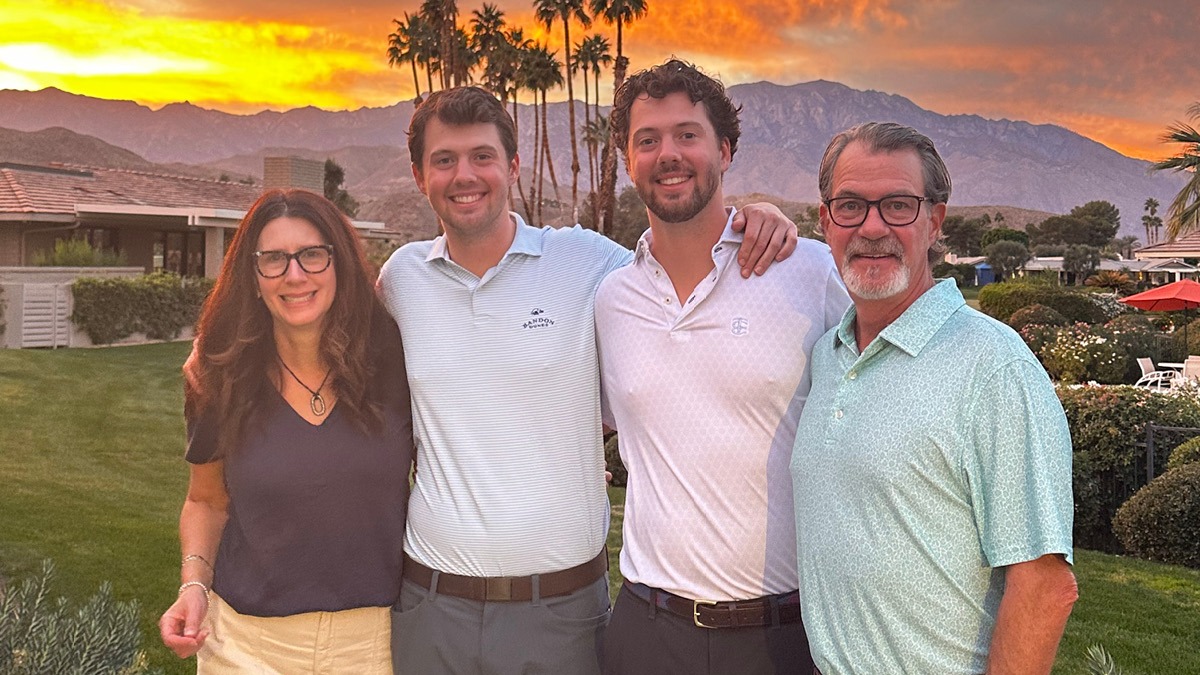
[0,0,1194,162]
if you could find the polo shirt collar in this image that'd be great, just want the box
[633,207,742,264]
[835,278,964,357]
[425,212,543,263]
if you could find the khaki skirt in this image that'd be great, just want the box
[197,593,391,674]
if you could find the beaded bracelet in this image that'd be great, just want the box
[182,554,213,570]
[178,581,211,605]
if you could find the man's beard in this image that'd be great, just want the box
[638,161,721,224]
[840,237,911,300]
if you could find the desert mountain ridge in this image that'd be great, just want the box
[0,82,1184,240]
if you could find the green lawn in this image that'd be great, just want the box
[2,343,1198,674]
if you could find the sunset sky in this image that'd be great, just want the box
[2,0,1196,160]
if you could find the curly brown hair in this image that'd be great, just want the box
[609,59,741,167]
[189,189,404,456]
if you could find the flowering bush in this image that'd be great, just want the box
[1105,314,1178,381]
[1040,323,1128,384]
[1087,292,1128,322]
[1018,324,1060,362]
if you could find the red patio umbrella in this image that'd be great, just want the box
[1119,279,1200,353]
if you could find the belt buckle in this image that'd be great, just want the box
[693,599,718,628]
[485,577,513,601]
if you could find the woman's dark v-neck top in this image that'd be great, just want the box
[186,389,414,617]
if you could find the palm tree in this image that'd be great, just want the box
[386,13,423,102]
[1143,197,1161,245]
[534,0,591,221]
[573,33,612,227]
[523,45,564,226]
[1152,103,1200,240]
[446,26,478,85]
[582,116,609,229]
[420,0,460,89]
[508,30,536,224]
[589,0,648,232]
[470,4,510,100]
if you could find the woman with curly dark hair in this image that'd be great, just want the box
[158,189,413,673]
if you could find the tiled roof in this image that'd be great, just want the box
[1135,231,1200,257]
[0,163,261,215]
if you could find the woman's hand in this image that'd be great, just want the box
[159,585,210,658]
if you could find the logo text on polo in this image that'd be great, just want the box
[524,308,556,329]
[731,317,749,337]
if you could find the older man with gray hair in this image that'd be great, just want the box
[791,122,1077,674]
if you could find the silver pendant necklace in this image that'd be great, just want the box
[278,358,331,416]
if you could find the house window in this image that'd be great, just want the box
[76,227,120,253]
[154,231,206,277]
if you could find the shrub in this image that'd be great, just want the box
[604,432,627,487]
[1008,304,1067,331]
[0,559,161,674]
[1018,324,1059,362]
[978,282,1108,325]
[1112,464,1200,568]
[71,273,214,345]
[0,284,6,339]
[1173,317,1200,356]
[1058,385,1200,551]
[1169,436,1200,471]
[1105,314,1173,382]
[32,238,126,267]
[1040,323,1128,384]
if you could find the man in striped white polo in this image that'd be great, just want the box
[376,86,799,675]
[595,60,850,675]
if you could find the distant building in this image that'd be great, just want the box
[0,158,383,277]
[263,156,324,193]
[946,254,1197,287]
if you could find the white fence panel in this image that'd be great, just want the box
[21,283,69,348]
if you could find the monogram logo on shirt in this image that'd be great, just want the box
[523,308,556,329]
[731,317,749,337]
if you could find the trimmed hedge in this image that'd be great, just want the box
[978,282,1113,325]
[1112,464,1200,568]
[1007,304,1067,331]
[1169,437,1200,471]
[71,272,214,345]
[1057,385,1200,552]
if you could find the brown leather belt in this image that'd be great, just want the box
[402,550,608,602]
[623,580,802,629]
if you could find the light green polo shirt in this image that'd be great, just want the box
[790,279,1073,674]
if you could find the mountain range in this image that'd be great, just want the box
[0,83,1185,240]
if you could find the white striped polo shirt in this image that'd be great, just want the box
[377,213,632,577]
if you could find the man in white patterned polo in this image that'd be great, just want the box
[594,60,850,674]
[791,122,1077,674]
[376,86,800,675]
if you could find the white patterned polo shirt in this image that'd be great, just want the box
[791,278,1074,674]
[596,208,850,601]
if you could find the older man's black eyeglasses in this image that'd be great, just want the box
[824,195,926,228]
[254,245,334,278]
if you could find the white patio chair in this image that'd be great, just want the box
[1135,357,1179,390]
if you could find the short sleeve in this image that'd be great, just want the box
[184,402,221,464]
[965,358,1074,567]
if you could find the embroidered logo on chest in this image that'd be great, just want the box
[731,317,749,337]
[523,308,556,329]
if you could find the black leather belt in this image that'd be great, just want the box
[623,580,802,629]
[403,550,607,602]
